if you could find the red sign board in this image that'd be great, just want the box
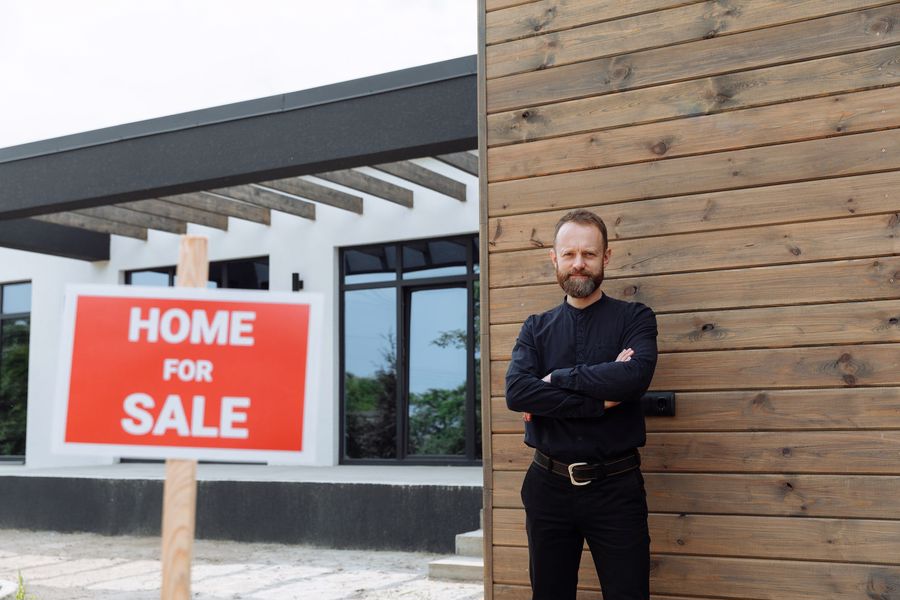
[54,286,322,462]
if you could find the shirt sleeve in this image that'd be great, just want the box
[505,316,607,418]
[550,303,658,403]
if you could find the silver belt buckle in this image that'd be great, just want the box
[567,462,591,486]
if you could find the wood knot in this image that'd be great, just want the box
[867,568,900,600]
[843,374,858,386]
[701,323,715,332]
[731,170,740,177]
[866,17,893,36]
[782,447,792,457]
[889,317,898,325]
[521,110,530,120]
[751,393,773,411]
[624,285,639,297]
[888,213,900,228]
[784,481,794,490]
[714,92,733,104]
[704,28,719,39]
[610,65,631,81]
[838,353,852,363]
[529,227,545,248]
[789,245,802,256]
[650,140,669,156]
[676,538,685,546]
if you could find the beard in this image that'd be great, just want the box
[557,266,604,298]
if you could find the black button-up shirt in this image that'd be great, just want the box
[505,293,658,462]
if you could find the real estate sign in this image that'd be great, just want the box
[53,285,322,463]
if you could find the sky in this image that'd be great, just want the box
[0,0,476,150]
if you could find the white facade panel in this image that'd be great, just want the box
[0,158,478,468]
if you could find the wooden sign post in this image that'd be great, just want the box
[161,235,207,600]
[53,234,324,599]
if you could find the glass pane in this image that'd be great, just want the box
[208,262,224,289]
[0,319,29,455]
[344,288,397,459]
[1,283,31,314]
[474,279,481,458]
[344,246,397,285]
[407,287,467,456]
[223,258,269,290]
[473,237,480,274]
[402,239,467,280]
[129,269,171,287]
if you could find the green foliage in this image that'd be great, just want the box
[408,384,466,455]
[344,295,484,459]
[345,333,398,459]
[16,570,36,600]
[0,320,29,456]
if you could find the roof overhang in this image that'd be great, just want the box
[0,56,477,260]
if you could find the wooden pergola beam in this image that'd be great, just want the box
[121,199,228,231]
[33,213,147,240]
[76,206,186,234]
[258,178,363,214]
[373,161,467,202]
[164,192,271,225]
[435,151,478,176]
[210,185,316,220]
[314,169,413,208]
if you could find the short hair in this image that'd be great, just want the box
[554,209,608,250]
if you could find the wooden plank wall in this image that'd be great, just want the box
[479,1,900,598]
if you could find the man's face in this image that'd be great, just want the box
[550,222,611,298]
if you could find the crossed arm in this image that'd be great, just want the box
[505,306,658,419]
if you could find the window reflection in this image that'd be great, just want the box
[402,239,467,279]
[129,270,171,287]
[344,288,398,459]
[340,234,480,463]
[0,318,29,456]
[344,246,397,284]
[1,283,31,314]
[407,287,467,456]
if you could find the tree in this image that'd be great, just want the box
[0,320,29,456]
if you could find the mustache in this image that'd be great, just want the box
[565,269,595,278]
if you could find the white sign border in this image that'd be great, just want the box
[52,284,324,464]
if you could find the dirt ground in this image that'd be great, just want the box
[0,529,484,600]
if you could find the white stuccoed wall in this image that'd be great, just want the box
[0,158,478,468]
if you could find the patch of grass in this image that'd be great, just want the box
[16,571,36,600]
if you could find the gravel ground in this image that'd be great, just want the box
[0,529,484,600]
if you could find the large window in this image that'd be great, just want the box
[340,235,480,464]
[0,282,31,459]
[126,256,269,289]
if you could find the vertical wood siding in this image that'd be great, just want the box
[481,1,900,598]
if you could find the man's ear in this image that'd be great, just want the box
[603,246,611,266]
[550,247,558,269]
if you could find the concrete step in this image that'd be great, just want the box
[456,528,484,557]
[427,556,484,582]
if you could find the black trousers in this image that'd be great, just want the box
[520,461,650,600]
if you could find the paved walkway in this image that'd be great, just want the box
[0,529,484,600]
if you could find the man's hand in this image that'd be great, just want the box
[523,348,635,421]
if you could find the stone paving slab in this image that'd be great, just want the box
[0,529,484,600]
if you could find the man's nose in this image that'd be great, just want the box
[573,254,586,269]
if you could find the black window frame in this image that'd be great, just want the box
[125,255,270,289]
[0,280,32,463]
[339,234,481,466]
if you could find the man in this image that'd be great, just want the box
[505,209,658,600]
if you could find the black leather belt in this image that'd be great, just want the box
[533,449,640,486]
